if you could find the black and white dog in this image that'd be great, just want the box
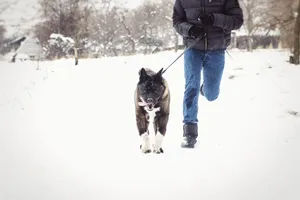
[134,68,170,154]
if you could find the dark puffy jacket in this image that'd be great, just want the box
[172,0,244,50]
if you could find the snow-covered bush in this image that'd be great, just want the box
[44,33,75,59]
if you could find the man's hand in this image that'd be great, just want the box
[199,14,215,26]
[189,26,206,39]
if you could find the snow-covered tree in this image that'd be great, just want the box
[262,0,297,49]
[238,0,271,51]
[44,33,75,59]
[161,0,180,51]
[88,3,124,57]
[34,0,92,57]
[0,22,6,52]
[253,0,299,64]
[132,0,172,54]
[0,24,5,42]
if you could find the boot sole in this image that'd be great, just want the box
[181,144,195,148]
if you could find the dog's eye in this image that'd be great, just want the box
[154,86,163,93]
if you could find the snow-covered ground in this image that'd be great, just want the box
[0,49,299,200]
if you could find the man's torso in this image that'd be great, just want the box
[179,0,231,50]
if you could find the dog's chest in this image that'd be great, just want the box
[145,107,161,123]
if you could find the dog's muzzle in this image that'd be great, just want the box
[138,97,156,111]
[146,98,154,110]
[147,104,154,110]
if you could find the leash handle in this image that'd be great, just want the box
[162,37,202,74]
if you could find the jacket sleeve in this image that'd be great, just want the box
[172,0,193,37]
[212,0,244,30]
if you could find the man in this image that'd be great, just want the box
[172,0,244,148]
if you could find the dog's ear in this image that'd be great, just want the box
[156,68,164,76]
[153,68,164,83]
[139,68,148,82]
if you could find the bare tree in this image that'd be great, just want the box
[35,0,92,57]
[88,2,123,57]
[263,0,296,49]
[260,0,298,63]
[0,2,8,51]
[133,0,165,54]
[0,24,5,41]
[30,0,191,58]
[161,0,179,52]
[291,0,300,64]
[265,0,296,27]
[118,9,136,54]
[239,0,269,51]
[0,23,6,52]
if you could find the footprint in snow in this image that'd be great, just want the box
[233,67,243,71]
[228,75,236,80]
[287,110,299,117]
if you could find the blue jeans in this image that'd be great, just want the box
[183,48,225,124]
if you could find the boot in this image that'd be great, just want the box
[200,84,204,96]
[181,123,198,148]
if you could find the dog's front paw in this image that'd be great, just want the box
[153,147,164,154]
[140,145,152,154]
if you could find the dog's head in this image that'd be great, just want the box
[137,68,165,111]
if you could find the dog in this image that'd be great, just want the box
[134,68,170,154]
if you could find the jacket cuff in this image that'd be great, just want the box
[212,13,225,29]
[182,22,194,37]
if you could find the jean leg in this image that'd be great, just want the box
[183,49,204,124]
[202,50,225,101]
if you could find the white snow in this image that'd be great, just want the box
[0,49,300,200]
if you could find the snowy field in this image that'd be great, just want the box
[0,49,299,200]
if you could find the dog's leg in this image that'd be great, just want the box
[152,120,158,150]
[154,132,164,154]
[136,115,151,153]
[154,114,169,154]
[140,131,151,154]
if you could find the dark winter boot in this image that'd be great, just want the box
[181,123,198,148]
[200,84,204,96]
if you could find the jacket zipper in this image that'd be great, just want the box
[203,1,207,50]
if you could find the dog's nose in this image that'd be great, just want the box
[147,98,153,103]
